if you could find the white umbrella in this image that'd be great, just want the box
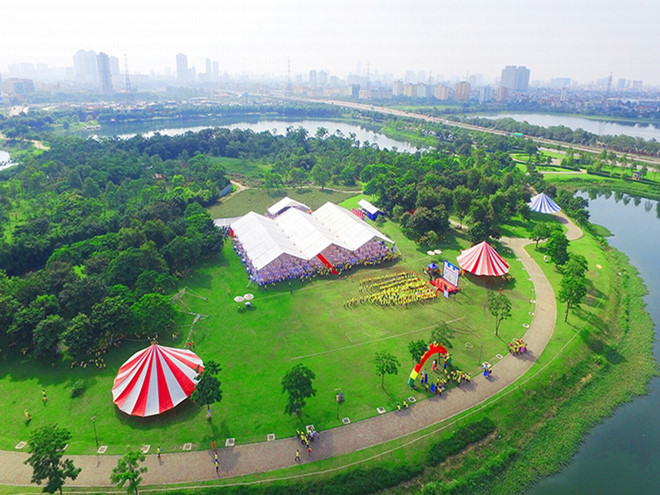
[244,293,254,301]
[234,296,244,303]
[434,249,443,255]
[427,250,435,256]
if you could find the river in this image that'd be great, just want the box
[478,113,660,141]
[528,193,660,494]
[91,118,422,153]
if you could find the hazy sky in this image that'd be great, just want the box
[2,0,659,84]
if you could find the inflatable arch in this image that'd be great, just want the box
[407,342,448,387]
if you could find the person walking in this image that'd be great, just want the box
[295,450,301,462]
[157,446,161,460]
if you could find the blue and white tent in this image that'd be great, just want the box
[528,192,561,214]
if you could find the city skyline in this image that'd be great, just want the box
[1,0,659,85]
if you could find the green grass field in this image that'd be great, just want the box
[207,187,360,219]
[0,192,542,455]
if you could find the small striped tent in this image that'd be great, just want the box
[456,241,509,277]
[528,192,561,214]
[112,344,203,417]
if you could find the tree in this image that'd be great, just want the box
[110,451,148,495]
[531,223,551,248]
[545,230,570,265]
[33,315,66,358]
[281,364,316,415]
[24,424,81,495]
[431,322,455,349]
[130,293,177,336]
[190,361,223,418]
[374,351,400,389]
[408,339,427,363]
[559,272,588,322]
[487,292,512,336]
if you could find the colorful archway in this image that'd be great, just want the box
[407,342,448,386]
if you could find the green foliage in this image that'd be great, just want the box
[426,417,497,466]
[431,322,455,349]
[545,230,570,265]
[559,271,588,323]
[374,351,400,389]
[69,379,86,398]
[190,361,223,413]
[130,293,177,336]
[110,450,147,495]
[24,424,81,494]
[408,339,428,363]
[487,292,512,336]
[33,315,66,358]
[281,364,316,415]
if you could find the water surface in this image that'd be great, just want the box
[528,193,660,494]
[478,113,660,141]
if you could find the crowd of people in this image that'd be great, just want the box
[233,239,398,286]
[509,339,528,355]
[344,271,437,308]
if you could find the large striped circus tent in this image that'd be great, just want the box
[528,192,561,214]
[456,241,510,277]
[112,344,204,417]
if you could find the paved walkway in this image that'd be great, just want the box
[0,218,583,490]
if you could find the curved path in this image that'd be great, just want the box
[0,218,583,490]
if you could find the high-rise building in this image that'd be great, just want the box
[403,83,417,97]
[73,49,98,84]
[318,70,328,86]
[97,52,113,93]
[433,85,449,100]
[392,80,404,96]
[478,86,491,103]
[176,53,188,82]
[500,65,530,91]
[496,86,509,102]
[213,61,219,79]
[416,83,429,98]
[454,81,471,101]
[309,69,317,87]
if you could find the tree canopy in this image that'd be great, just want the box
[281,364,316,415]
[24,424,81,495]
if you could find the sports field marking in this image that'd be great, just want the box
[291,316,465,360]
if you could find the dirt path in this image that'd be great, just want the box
[0,219,583,490]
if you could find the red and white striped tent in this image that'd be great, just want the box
[112,343,204,417]
[456,241,509,277]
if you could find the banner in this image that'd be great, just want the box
[443,260,460,287]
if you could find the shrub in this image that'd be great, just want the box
[70,379,86,398]
[426,418,497,466]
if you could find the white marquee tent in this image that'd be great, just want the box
[230,202,395,284]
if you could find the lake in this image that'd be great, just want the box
[93,118,422,153]
[528,193,660,494]
[479,113,660,141]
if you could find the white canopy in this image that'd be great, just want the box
[267,196,310,218]
[275,208,344,259]
[312,202,393,251]
[232,211,306,270]
[357,199,383,216]
[231,202,394,272]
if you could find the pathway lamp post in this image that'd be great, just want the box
[91,416,98,446]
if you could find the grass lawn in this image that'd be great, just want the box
[207,187,360,219]
[0,193,542,455]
